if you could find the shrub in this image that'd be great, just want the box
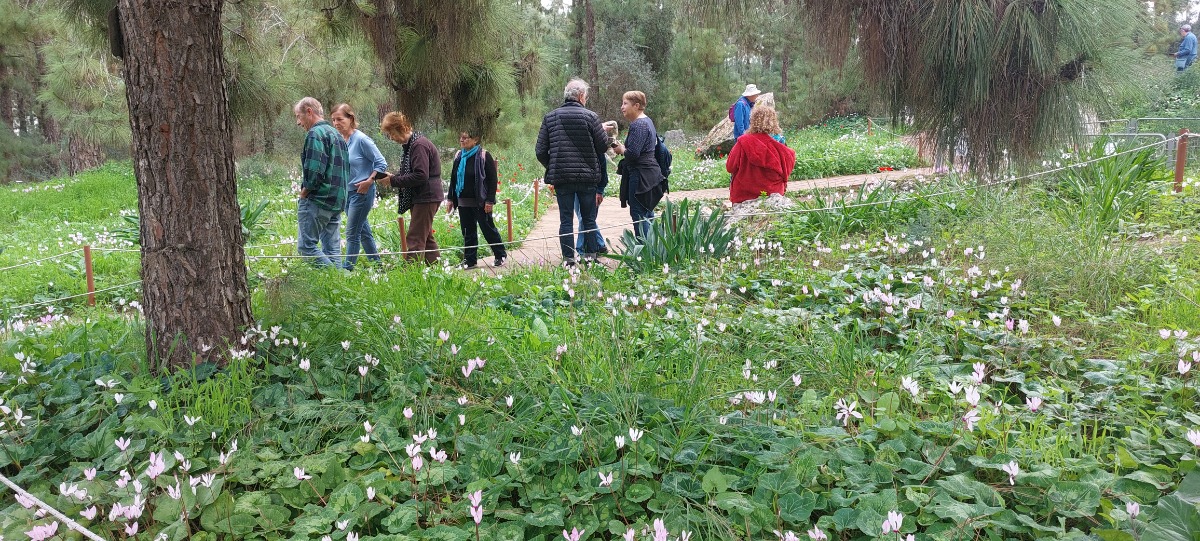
[615,198,736,273]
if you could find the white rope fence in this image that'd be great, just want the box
[0,472,106,541]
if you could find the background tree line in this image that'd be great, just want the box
[0,0,969,181]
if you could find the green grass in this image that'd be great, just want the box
[2,154,1200,540]
[667,118,921,192]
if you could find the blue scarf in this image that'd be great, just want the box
[455,145,480,198]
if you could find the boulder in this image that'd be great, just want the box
[664,129,685,148]
[695,93,775,159]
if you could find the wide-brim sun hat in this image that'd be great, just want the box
[742,84,763,97]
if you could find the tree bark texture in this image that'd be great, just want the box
[68,136,104,174]
[0,44,12,132]
[117,0,253,371]
[583,0,599,98]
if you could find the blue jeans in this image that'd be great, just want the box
[557,190,599,261]
[298,197,342,268]
[343,184,380,269]
[575,197,606,254]
[626,171,656,240]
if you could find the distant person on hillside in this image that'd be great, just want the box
[330,103,386,270]
[1178,24,1197,71]
[726,106,796,204]
[376,111,444,265]
[293,97,348,268]
[535,78,611,267]
[612,90,665,240]
[446,128,508,269]
[732,84,762,140]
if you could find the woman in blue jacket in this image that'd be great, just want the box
[331,103,387,270]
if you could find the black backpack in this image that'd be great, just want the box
[654,135,672,193]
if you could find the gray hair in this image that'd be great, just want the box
[1185,24,1193,32]
[294,97,324,118]
[564,79,589,101]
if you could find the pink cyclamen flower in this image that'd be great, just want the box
[807,527,828,541]
[470,503,484,524]
[505,395,514,408]
[125,523,139,536]
[80,506,98,520]
[963,409,981,431]
[629,427,644,442]
[792,373,803,386]
[294,467,312,480]
[653,518,669,541]
[563,527,583,541]
[1179,360,1193,376]
[367,486,376,501]
[1001,460,1019,485]
[615,435,626,449]
[835,399,863,426]
[1187,429,1200,447]
[881,510,903,533]
[438,330,450,341]
[84,467,97,480]
[347,532,359,541]
[114,437,131,451]
[774,531,800,541]
[1052,315,1062,326]
[964,386,981,407]
[1126,501,1141,519]
[1027,396,1043,412]
[1160,329,1172,339]
[358,365,368,377]
[598,471,614,487]
[403,407,414,419]
[624,528,637,541]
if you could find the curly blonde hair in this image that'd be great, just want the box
[748,105,782,136]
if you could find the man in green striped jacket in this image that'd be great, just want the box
[293,97,349,267]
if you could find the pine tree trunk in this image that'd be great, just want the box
[34,42,62,144]
[781,50,790,94]
[68,136,104,174]
[116,0,253,371]
[0,44,12,132]
[584,0,599,96]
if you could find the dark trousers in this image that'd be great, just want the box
[458,205,508,264]
[557,190,599,261]
[406,202,440,264]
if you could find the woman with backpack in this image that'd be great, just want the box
[612,91,665,240]
[446,129,508,268]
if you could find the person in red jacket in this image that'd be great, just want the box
[726,106,796,204]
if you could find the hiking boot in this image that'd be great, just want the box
[493,256,507,267]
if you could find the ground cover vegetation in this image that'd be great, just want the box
[2,142,1199,540]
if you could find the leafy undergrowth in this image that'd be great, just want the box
[3,222,1200,540]
[3,155,1200,540]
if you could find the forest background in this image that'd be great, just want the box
[3,0,1200,182]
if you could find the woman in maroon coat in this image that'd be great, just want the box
[726,106,796,204]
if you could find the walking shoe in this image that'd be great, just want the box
[562,258,577,269]
[493,256,506,267]
[596,245,609,255]
[459,261,478,270]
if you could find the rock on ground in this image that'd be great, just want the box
[695,93,776,159]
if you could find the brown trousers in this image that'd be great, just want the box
[406,202,440,264]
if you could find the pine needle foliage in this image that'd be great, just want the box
[324,0,519,137]
[684,0,1147,174]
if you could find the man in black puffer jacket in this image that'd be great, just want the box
[536,78,612,267]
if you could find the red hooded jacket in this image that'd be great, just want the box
[726,133,797,204]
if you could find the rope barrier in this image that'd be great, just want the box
[0,472,106,541]
[7,281,142,312]
[0,249,81,272]
[3,135,1193,291]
